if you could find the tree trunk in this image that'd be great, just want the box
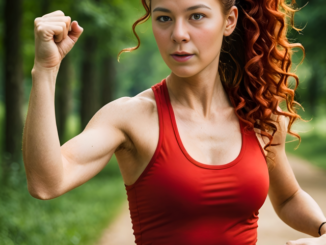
[80,36,99,130]
[2,0,24,185]
[100,56,116,107]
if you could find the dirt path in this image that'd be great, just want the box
[95,154,326,245]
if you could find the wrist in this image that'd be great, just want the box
[319,221,326,236]
[32,61,60,74]
[31,65,60,94]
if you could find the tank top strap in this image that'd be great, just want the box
[151,78,176,146]
[153,78,247,142]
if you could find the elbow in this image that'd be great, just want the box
[275,188,303,215]
[29,191,52,200]
[27,185,58,200]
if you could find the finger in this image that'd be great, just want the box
[68,21,83,43]
[39,23,64,43]
[42,10,65,18]
[41,16,71,23]
[42,22,67,40]
[39,16,71,37]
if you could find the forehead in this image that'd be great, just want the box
[151,0,220,11]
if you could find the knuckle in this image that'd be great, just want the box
[36,25,43,33]
[34,17,41,26]
[56,10,65,16]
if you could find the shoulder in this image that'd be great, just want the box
[99,88,157,129]
[97,88,158,143]
[88,88,158,152]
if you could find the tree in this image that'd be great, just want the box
[76,0,132,128]
[289,0,326,117]
[1,0,24,185]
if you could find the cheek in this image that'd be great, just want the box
[193,24,224,60]
[152,27,172,65]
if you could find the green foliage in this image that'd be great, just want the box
[1,95,125,244]
[0,101,4,156]
[286,116,326,169]
[288,0,326,116]
[0,169,126,245]
[115,18,171,97]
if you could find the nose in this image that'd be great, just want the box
[171,19,190,44]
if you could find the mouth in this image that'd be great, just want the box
[173,54,192,56]
[171,54,194,62]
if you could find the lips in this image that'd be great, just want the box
[171,54,194,62]
[172,51,193,56]
[173,54,192,57]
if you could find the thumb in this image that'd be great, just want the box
[68,21,84,43]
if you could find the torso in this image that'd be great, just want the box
[115,87,268,186]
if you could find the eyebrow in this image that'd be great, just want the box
[153,4,212,13]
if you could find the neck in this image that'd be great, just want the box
[166,71,232,119]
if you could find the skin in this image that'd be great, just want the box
[23,0,326,244]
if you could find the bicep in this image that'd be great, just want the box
[57,99,128,197]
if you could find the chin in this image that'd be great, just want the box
[166,63,201,78]
[171,68,199,78]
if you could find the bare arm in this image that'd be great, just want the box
[23,10,128,200]
[23,65,62,199]
[263,110,326,237]
[23,67,128,199]
[277,188,326,237]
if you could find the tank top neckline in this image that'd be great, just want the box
[162,78,246,170]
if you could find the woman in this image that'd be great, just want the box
[23,0,326,244]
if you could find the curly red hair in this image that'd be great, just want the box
[117,0,306,169]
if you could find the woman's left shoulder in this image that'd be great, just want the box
[270,106,290,143]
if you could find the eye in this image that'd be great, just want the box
[191,13,205,21]
[156,16,172,23]
[156,13,205,23]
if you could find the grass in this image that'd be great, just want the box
[0,163,127,245]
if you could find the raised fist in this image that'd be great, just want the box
[33,10,84,69]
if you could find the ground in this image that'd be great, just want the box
[94,154,326,245]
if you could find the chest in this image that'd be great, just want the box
[115,102,268,187]
[174,108,243,166]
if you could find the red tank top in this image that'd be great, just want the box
[125,78,269,245]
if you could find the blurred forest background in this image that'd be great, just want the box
[0,0,325,244]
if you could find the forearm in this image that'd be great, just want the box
[22,64,64,199]
[277,188,326,237]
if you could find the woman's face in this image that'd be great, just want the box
[151,0,238,78]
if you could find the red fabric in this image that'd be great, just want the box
[125,78,269,245]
